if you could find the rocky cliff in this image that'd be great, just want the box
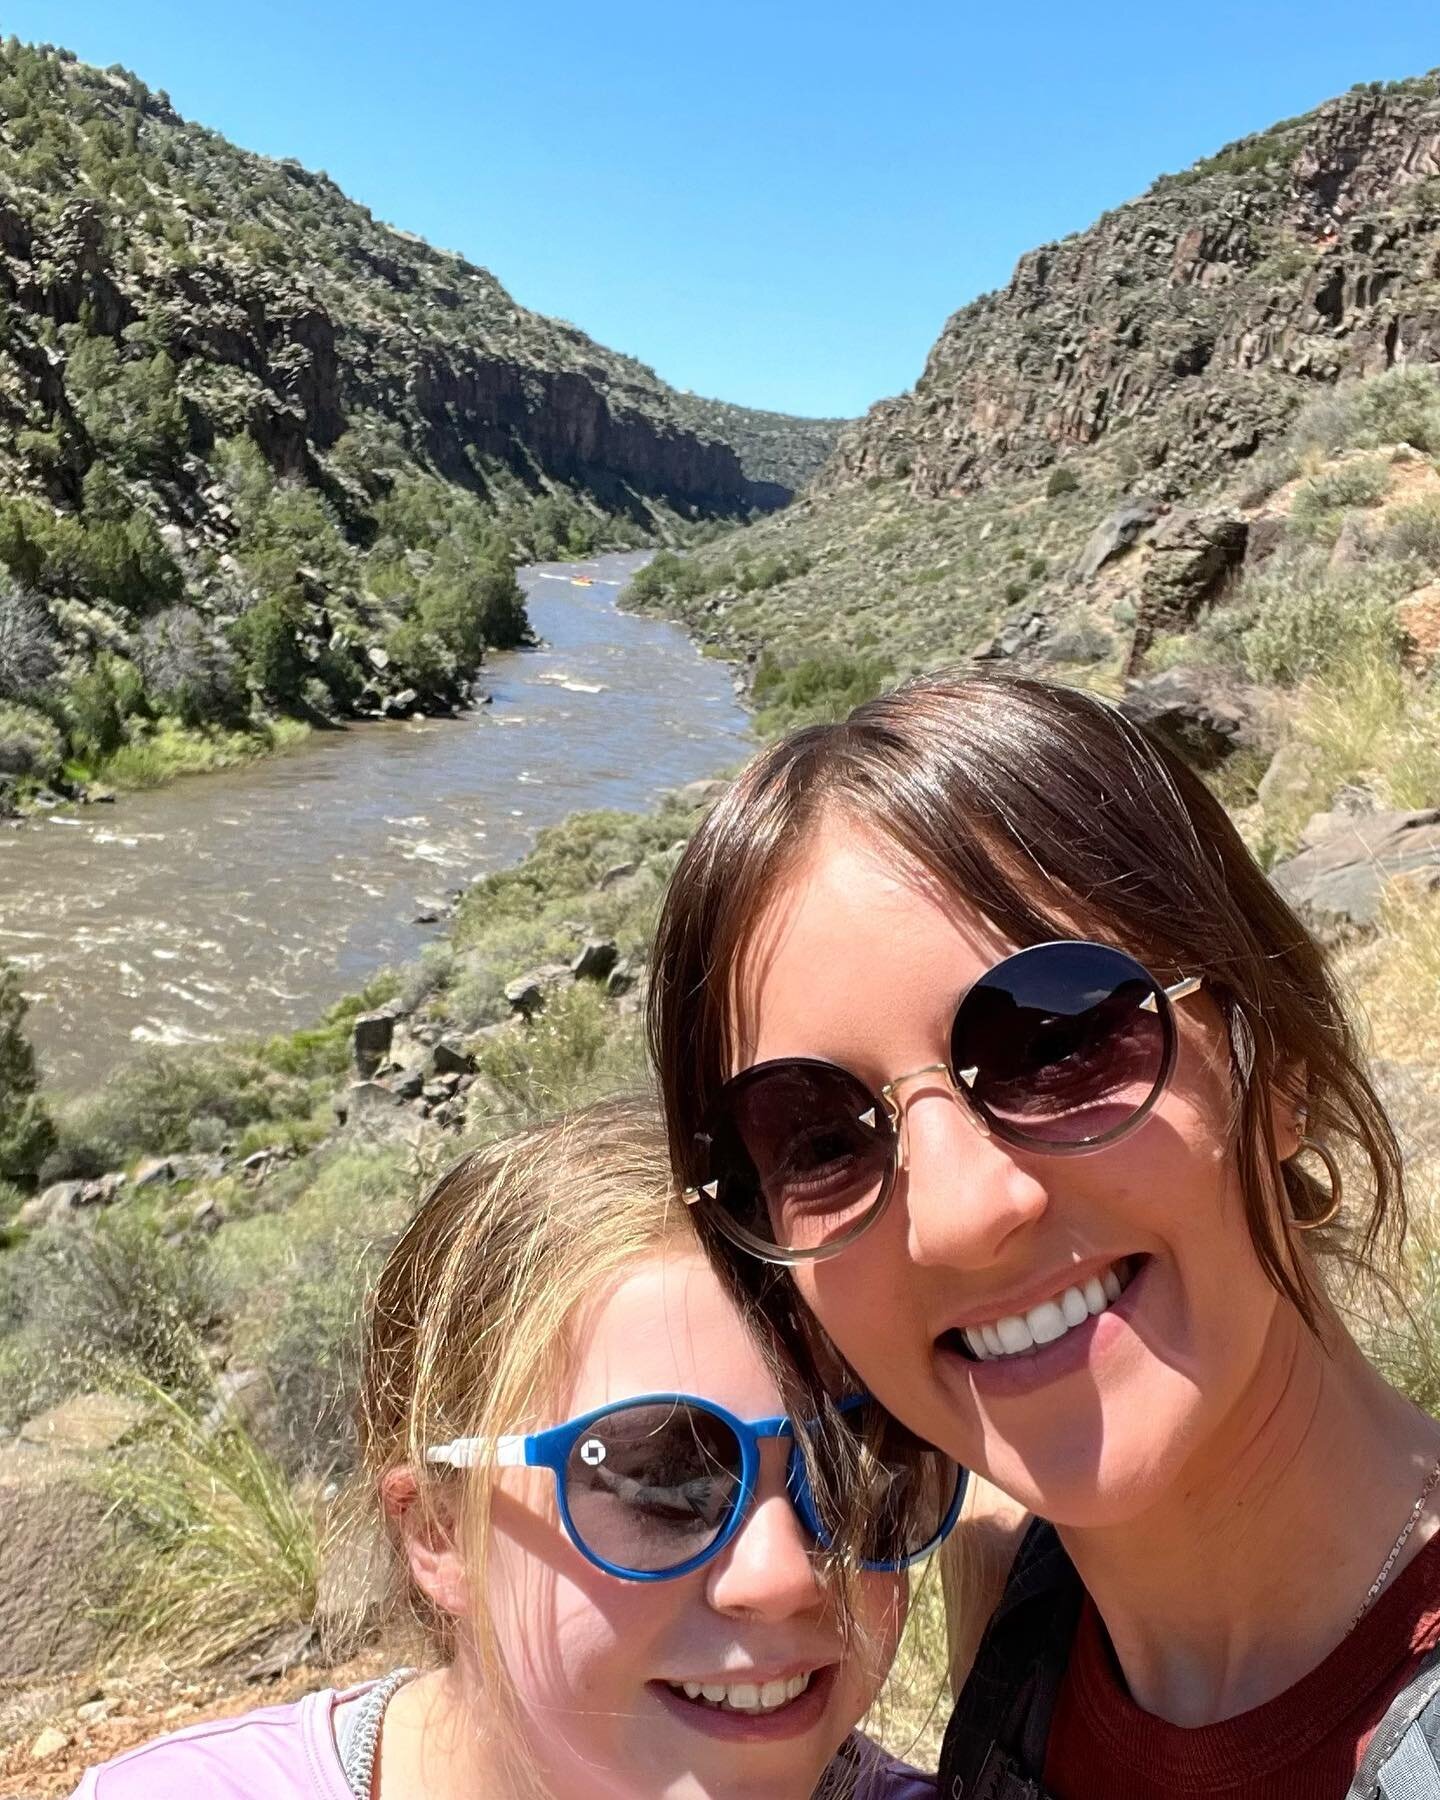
[821,73,1440,499]
[0,43,836,524]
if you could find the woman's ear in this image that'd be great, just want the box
[1268,1060,1308,1163]
[382,1466,470,1618]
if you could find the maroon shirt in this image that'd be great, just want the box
[1044,1528,1440,1798]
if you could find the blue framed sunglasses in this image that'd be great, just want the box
[428,1392,966,1582]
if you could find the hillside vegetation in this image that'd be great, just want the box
[0,38,839,803]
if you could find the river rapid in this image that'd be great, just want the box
[0,552,749,1093]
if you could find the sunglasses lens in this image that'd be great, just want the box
[563,1402,744,1575]
[952,942,1169,1148]
[699,1063,895,1255]
[800,1399,963,1569]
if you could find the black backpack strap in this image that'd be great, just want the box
[1350,1642,1440,1800]
[937,1520,1083,1799]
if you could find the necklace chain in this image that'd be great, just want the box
[1350,1453,1440,1631]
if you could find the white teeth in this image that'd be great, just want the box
[1061,1285,1090,1328]
[958,1263,1132,1363]
[672,1672,812,1712]
[995,1313,1034,1353]
[1027,1299,1067,1345]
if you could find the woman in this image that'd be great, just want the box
[648,670,1440,1799]
[73,1101,954,1799]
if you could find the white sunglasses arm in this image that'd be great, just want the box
[426,1433,528,1470]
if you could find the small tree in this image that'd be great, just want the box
[0,960,55,1186]
[0,580,58,700]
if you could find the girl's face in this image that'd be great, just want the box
[738,816,1300,1529]
[484,1248,906,1800]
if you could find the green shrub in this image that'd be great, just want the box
[475,984,646,1121]
[229,595,309,704]
[14,1212,215,1399]
[1290,368,1440,458]
[0,581,59,699]
[0,960,55,1185]
[65,656,129,759]
[752,651,896,736]
[55,1041,324,1168]
[1289,458,1390,534]
[1220,557,1408,685]
[0,700,63,782]
[101,1380,319,1668]
[137,607,246,726]
[1046,466,1080,498]
[1381,496,1440,571]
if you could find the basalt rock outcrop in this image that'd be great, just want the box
[819,74,1440,500]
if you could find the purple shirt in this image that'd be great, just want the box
[69,1682,936,1798]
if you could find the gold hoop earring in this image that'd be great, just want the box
[1289,1136,1343,1231]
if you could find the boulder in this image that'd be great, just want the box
[606,957,637,997]
[1256,741,1318,814]
[389,1066,425,1101]
[191,1197,225,1234]
[427,1037,475,1078]
[1070,501,1161,582]
[1117,668,1261,770]
[131,1155,176,1190]
[571,937,619,982]
[20,1392,146,1455]
[352,1010,395,1079]
[1271,808,1440,936]
[677,778,729,809]
[503,964,571,1018]
[75,1172,126,1209]
[1126,509,1247,671]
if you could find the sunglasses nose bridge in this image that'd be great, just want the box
[879,1064,991,1138]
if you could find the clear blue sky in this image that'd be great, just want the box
[7,2,1440,418]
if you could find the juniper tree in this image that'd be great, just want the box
[0,960,55,1187]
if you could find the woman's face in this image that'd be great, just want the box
[738,815,1299,1529]
[484,1248,905,1800]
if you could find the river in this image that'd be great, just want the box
[0,552,749,1093]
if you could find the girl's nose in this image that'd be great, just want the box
[705,1459,826,1622]
[899,1083,1051,1269]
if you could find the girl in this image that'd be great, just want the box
[649,669,1440,1799]
[74,1100,956,1798]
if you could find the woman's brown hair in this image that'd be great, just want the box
[646,669,1405,1383]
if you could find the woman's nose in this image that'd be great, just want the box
[899,1084,1051,1268]
[705,1463,826,1621]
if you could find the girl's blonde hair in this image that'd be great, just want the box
[357,1096,688,1672]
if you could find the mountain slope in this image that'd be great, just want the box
[823,74,1440,499]
[628,71,1440,687]
[0,38,839,798]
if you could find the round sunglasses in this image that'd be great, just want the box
[428,1392,965,1581]
[685,939,1203,1265]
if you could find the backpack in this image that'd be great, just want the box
[936,1520,1440,1800]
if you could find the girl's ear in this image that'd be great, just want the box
[382,1466,470,1618]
